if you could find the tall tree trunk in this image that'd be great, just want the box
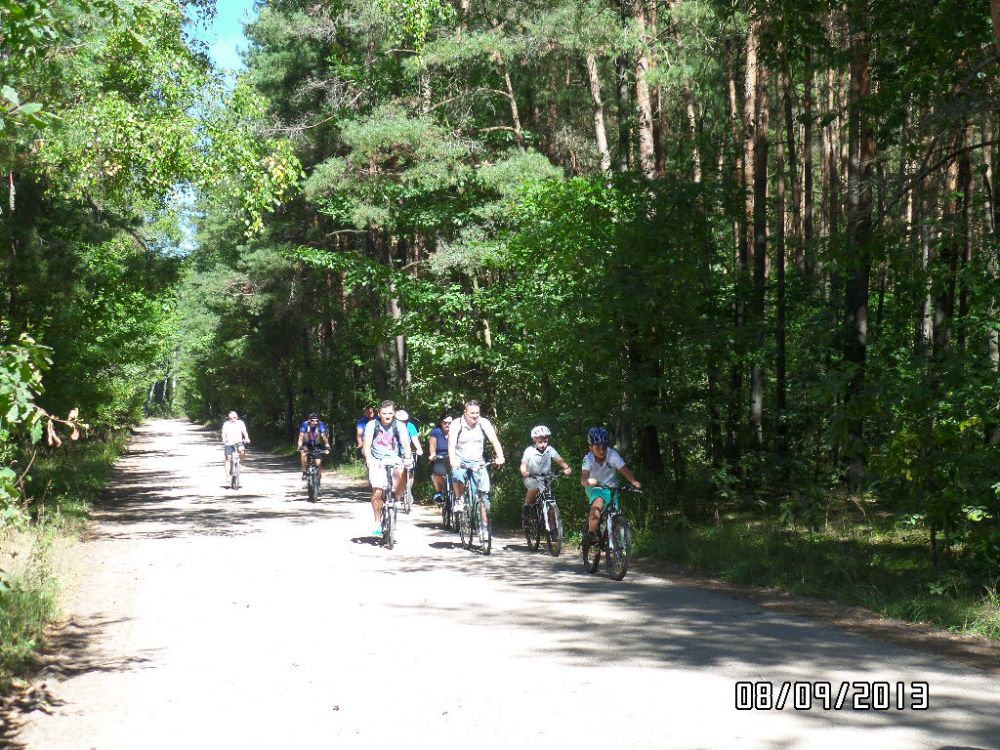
[585,53,613,173]
[775,76,788,459]
[632,1,656,179]
[956,124,974,351]
[749,36,769,452]
[802,51,815,270]
[843,6,875,489]
[781,48,802,255]
[991,0,1000,53]
[726,38,746,463]
[983,120,1000,442]
[615,50,632,172]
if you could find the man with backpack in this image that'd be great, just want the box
[361,400,413,537]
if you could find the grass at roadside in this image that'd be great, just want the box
[487,473,999,641]
[0,435,128,688]
[632,520,1000,641]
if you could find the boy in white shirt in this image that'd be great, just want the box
[580,426,640,544]
[519,425,571,524]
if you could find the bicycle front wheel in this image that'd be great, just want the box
[478,497,491,556]
[524,505,540,550]
[458,505,471,548]
[545,503,563,557]
[231,462,239,490]
[403,487,413,514]
[583,523,601,573]
[607,515,631,580]
[307,472,317,502]
[384,505,396,549]
[442,496,452,530]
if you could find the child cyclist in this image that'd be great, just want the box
[519,425,571,525]
[580,426,640,544]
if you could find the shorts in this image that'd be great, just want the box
[523,476,543,491]
[585,486,612,506]
[368,456,403,488]
[451,461,491,493]
[431,457,449,476]
[224,443,244,457]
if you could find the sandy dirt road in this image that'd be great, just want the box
[12,420,1000,749]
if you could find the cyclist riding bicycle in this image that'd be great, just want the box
[448,399,505,515]
[394,409,423,503]
[519,425,571,523]
[580,426,640,545]
[428,412,453,503]
[362,400,413,537]
[221,410,250,481]
[297,412,331,480]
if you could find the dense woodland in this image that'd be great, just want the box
[3,0,1000,574]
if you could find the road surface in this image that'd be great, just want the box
[13,420,1000,749]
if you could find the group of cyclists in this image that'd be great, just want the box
[221,400,642,548]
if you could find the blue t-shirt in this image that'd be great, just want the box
[429,426,449,458]
[299,420,329,446]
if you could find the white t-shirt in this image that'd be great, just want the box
[451,416,498,463]
[521,445,562,476]
[222,419,248,446]
[581,448,625,487]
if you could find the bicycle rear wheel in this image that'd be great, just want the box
[582,523,601,573]
[524,504,540,550]
[545,503,563,557]
[607,515,631,580]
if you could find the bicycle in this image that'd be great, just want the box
[524,473,564,557]
[379,461,403,550]
[439,473,457,531]
[402,462,415,514]
[228,442,244,490]
[302,447,327,502]
[456,461,496,555]
[582,484,639,581]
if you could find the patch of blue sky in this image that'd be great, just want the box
[186,0,259,74]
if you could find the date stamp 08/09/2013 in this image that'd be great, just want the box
[735,680,930,711]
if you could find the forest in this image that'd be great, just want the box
[3,0,1000,644]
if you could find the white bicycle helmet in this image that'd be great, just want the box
[396,409,409,421]
[530,425,551,439]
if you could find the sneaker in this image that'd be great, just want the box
[302,472,308,480]
[433,492,444,504]
[452,498,464,513]
[521,505,532,523]
[372,527,383,538]
[584,531,598,547]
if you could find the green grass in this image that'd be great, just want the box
[633,518,1000,640]
[0,434,129,687]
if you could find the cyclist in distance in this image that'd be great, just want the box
[580,426,640,545]
[519,425,571,523]
[221,411,250,481]
[448,399,505,513]
[297,412,331,480]
[355,405,376,454]
[394,409,423,502]
[362,400,413,537]
[427,413,453,503]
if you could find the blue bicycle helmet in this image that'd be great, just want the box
[587,426,610,446]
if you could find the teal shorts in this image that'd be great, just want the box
[585,486,612,506]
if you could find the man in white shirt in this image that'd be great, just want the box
[448,399,505,514]
[221,411,250,480]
